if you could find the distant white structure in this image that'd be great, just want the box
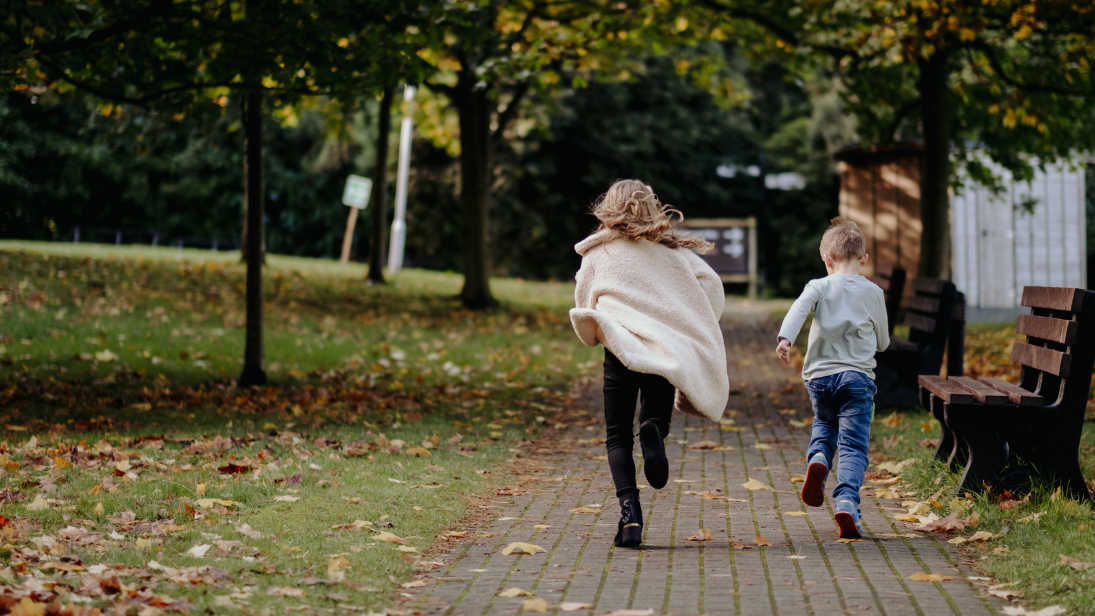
[951,160,1087,310]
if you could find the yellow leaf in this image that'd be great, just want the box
[501,542,546,556]
[755,535,772,547]
[26,495,50,511]
[523,598,549,612]
[686,529,713,541]
[784,511,807,516]
[9,597,46,616]
[968,531,995,542]
[789,419,808,428]
[195,498,236,508]
[326,555,351,575]
[405,447,432,457]
[959,28,976,42]
[754,443,771,450]
[94,501,104,515]
[908,572,952,582]
[396,546,418,553]
[196,483,206,496]
[374,531,407,544]
[569,506,600,513]
[128,402,152,411]
[837,538,861,544]
[742,478,772,491]
[499,587,530,598]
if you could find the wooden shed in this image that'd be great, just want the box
[835,144,923,302]
[836,144,1087,312]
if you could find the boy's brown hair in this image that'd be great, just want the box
[820,217,867,261]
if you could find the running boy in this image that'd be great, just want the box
[775,217,889,539]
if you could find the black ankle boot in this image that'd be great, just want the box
[613,492,643,548]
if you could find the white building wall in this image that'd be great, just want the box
[951,160,1086,309]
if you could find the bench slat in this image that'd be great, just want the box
[907,296,940,314]
[948,377,1009,405]
[912,278,946,294]
[887,338,918,353]
[918,375,976,404]
[1021,287,1084,312]
[869,276,891,291]
[875,263,895,277]
[1016,314,1078,345]
[1011,341,1071,377]
[976,377,1044,406]
[904,312,936,333]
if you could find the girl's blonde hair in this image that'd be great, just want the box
[591,179,712,253]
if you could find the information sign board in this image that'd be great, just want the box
[342,175,373,209]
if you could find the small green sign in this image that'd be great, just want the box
[342,175,373,209]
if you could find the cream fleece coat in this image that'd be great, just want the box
[570,231,729,422]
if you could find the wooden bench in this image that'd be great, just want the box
[919,286,1095,501]
[870,263,906,336]
[874,278,959,407]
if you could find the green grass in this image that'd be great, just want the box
[0,242,600,614]
[869,323,1095,614]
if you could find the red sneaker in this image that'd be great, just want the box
[801,454,828,507]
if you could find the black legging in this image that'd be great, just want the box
[603,349,674,497]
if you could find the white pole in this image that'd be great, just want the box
[388,85,416,275]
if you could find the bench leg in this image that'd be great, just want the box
[926,394,956,465]
[1004,410,1093,504]
[945,403,1009,495]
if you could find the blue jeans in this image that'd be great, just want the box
[805,371,876,508]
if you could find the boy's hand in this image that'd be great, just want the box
[776,338,791,364]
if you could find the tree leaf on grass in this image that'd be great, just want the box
[1060,554,1095,571]
[1001,605,1065,616]
[373,531,407,544]
[274,495,300,503]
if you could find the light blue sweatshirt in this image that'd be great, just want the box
[778,274,890,381]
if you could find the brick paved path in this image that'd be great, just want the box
[403,322,1005,615]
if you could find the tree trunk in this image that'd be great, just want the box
[457,79,495,309]
[240,95,250,263]
[239,89,268,387]
[367,85,395,283]
[916,52,952,279]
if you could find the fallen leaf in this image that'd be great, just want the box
[559,602,593,612]
[570,506,601,513]
[1018,511,1045,523]
[373,531,407,544]
[742,478,772,491]
[405,447,432,457]
[1060,554,1095,571]
[988,586,1024,600]
[26,495,49,511]
[534,525,552,529]
[498,587,531,597]
[238,523,265,539]
[195,498,236,509]
[837,538,861,544]
[787,555,806,560]
[523,597,549,612]
[274,495,300,503]
[908,572,953,582]
[684,490,725,500]
[501,542,546,556]
[968,531,995,542]
[186,544,211,558]
[267,586,305,597]
[916,512,971,533]
[687,440,720,450]
[601,610,655,616]
[686,529,713,542]
[784,511,807,516]
[755,535,772,547]
[789,419,808,428]
[1001,606,1065,616]
[327,555,351,576]
[753,443,772,450]
[217,463,252,474]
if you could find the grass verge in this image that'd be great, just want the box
[868,324,1095,615]
[0,242,600,615]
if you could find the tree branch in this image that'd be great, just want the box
[967,40,1091,96]
[697,0,854,60]
[31,1,187,56]
[493,80,530,142]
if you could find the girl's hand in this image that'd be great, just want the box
[776,338,791,364]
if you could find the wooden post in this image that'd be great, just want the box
[339,207,359,264]
[747,216,758,299]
